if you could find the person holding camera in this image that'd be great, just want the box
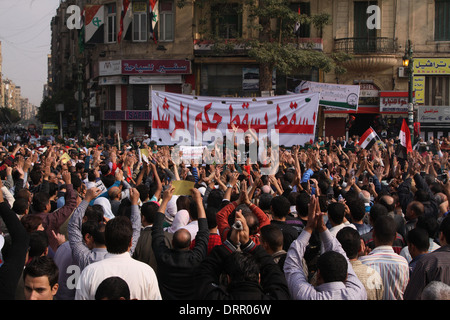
[196,206,290,300]
[216,180,270,246]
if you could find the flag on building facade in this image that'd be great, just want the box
[118,0,132,43]
[294,6,301,37]
[149,0,159,42]
[84,5,104,43]
[358,127,378,150]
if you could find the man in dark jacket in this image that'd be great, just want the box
[398,171,439,221]
[404,215,450,299]
[30,171,77,255]
[152,186,209,300]
[195,209,290,300]
[269,195,300,251]
[0,179,30,300]
[132,201,172,273]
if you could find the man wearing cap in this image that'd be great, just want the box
[143,134,151,146]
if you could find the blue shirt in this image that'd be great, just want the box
[354,222,372,236]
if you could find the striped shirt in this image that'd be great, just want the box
[350,260,384,300]
[359,245,410,300]
[362,231,406,254]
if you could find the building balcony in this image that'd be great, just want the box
[193,37,323,57]
[335,37,397,54]
[334,37,399,72]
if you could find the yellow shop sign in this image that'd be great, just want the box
[414,58,450,75]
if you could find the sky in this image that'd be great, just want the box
[0,0,61,107]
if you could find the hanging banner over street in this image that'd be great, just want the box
[151,91,319,147]
[295,81,360,111]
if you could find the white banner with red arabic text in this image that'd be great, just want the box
[151,91,319,147]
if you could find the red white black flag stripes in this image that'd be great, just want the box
[399,119,413,154]
[118,0,132,43]
[358,127,378,150]
[84,5,104,43]
[294,6,301,37]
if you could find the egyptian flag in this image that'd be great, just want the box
[399,119,413,155]
[414,121,420,137]
[84,5,104,44]
[118,0,132,43]
[294,6,301,37]
[149,0,159,42]
[358,127,378,150]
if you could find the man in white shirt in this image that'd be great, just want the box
[75,215,161,300]
[142,134,151,146]
[328,202,357,237]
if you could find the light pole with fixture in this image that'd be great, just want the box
[402,39,414,147]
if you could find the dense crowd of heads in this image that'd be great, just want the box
[1,125,450,301]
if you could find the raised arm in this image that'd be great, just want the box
[189,188,209,261]
[45,170,77,252]
[152,186,175,257]
[67,187,102,269]
[149,162,162,201]
[129,187,142,255]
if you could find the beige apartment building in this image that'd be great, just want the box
[314,0,450,140]
[49,0,450,140]
[50,0,194,137]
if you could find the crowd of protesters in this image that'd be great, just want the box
[0,124,450,301]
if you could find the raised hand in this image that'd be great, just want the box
[229,209,250,246]
[62,170,71,185]
[163,186,175,202]
[84,187,102,202]
[191,187,203,203]
[237,180,250,205]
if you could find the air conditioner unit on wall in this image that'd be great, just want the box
[398,67,408,78]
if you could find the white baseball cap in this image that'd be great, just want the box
[198,186,206,196]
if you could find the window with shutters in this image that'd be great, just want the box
[353,1,378,53]
[159,1,174,41]
[435,0,450,41]
[105,3,117,43]
[211,3,242,39]
[290,2,311,38]
[424,76,450,106]
[133,1,148,42]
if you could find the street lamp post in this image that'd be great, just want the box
[403,39,414,147]
[77,62,83,141]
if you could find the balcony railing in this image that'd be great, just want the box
[334,37,398,54]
